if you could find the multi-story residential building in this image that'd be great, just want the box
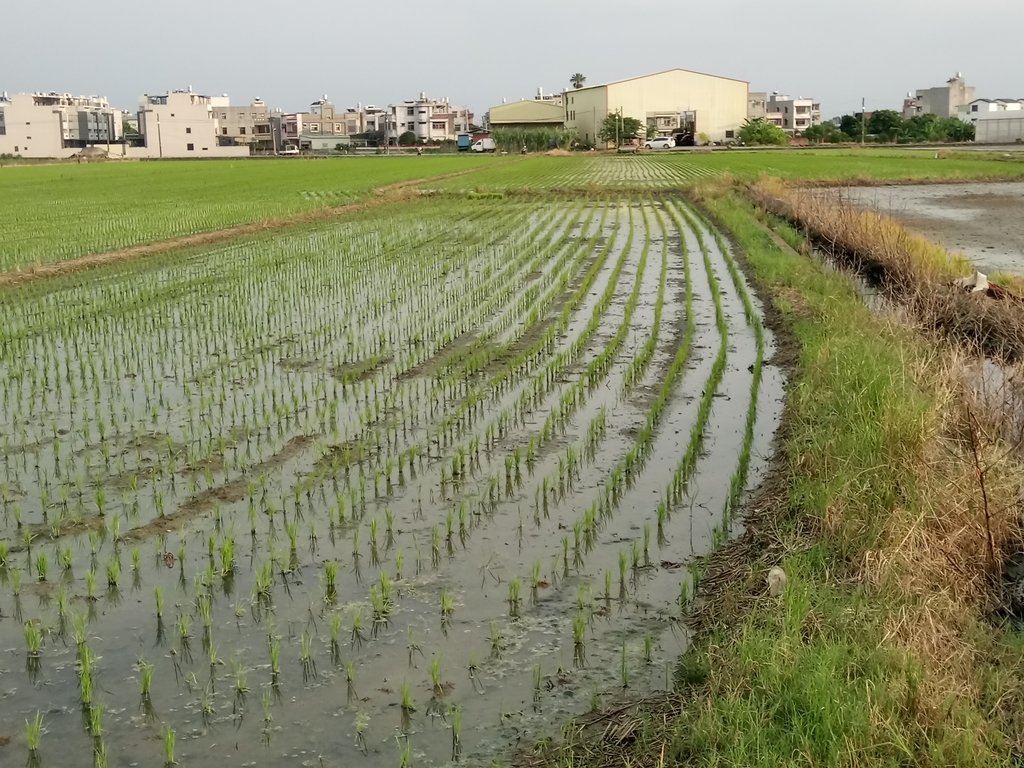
[0,91,122,158]
[747,92,783,127]
[136,89,248,158]
[902,73,975,118]
[213,98,281,152]
[749,92,820,133]
[388,94,471,143]
[279,98,369,152]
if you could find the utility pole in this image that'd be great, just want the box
[860,97,866,147]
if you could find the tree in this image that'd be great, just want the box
[397,131,418,146]
[570,73,587,90]
[737,118,788,146]
[838,113,863,140]
[803,123,847,143]
[597,113,642,144]
[867,110,903,142]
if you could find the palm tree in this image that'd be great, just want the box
[569,73,586,90]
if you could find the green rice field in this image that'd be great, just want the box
[1,149,1020,767]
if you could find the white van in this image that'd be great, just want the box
[470,138,496,153]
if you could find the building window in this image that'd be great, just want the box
[221,112,227,119]
[222,127,228,135]
[406,107,414,116]
[971,104,979,112]
[725,130,734,139]
[187,143,195,151]
[334,123,343,133]
[186,127,192,134]
[240,127,246,135]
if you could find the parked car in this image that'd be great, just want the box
[673,132,696,147]
[644,136,674,150]
[278,147,300,156]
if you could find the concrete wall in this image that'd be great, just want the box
[975,115,1024,143]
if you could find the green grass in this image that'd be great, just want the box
[667,193,1020,766]
[0,155,496,269]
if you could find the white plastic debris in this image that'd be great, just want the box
[953,270,989,293]
[767,566,787,597]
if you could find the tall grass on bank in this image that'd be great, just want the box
[526,187,1024,768]
[748,178,1024,361]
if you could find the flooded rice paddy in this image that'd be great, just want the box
[0,194,782,767]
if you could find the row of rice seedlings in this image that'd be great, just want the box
[0,201,532,548]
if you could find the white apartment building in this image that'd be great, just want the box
[749,92,820,133]
[958,98,1024,119]
[136,89,248,158]
[0,91,122,158]
[389,94,471,143]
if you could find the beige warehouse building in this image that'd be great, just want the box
[564,68,748,145]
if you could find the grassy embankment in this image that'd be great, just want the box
[525,184,1024,767]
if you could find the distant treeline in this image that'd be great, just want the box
[806,111,975,143]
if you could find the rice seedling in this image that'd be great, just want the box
[400,681,416,712]
[34,552,48,581]
[507,577,522,619]
[88,700,104,737]
[354,712,370,754]
[488,622,503,659]
[25,710,43,753]
[572,612,587,668]
[24,621,43,657]
[163,725,176,766]
[621,640,629,689]
[440,587,455,626]
[450,704,463,761]
[301,631,317,680]
[323,560,338,602]
[138,657,154,698]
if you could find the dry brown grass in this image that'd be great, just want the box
[749,178,1024,362]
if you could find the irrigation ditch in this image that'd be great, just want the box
[0,188,787,767]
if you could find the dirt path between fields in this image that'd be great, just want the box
[0,168,480,289]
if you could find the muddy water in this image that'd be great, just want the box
[0,197,784,767]
[832,182,1024,275]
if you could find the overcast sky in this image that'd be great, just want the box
[3,0,1020,118]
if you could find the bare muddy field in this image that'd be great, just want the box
[0,194,782,767]
[832,181,1024,275]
